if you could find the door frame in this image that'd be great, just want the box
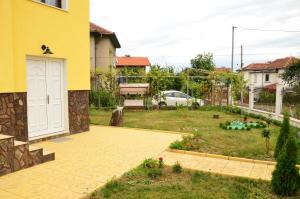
[26,56,69,139]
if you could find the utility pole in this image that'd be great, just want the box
[240,45,244,105]
[240,45,243,69]
[231,26,236,72]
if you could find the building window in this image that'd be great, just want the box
[39,0,67,10]
[253,74,257,83]
[265,74,270,82]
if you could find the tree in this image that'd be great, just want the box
[282,60,300,86]
[271,133,300,196]
[190,53,215,71]
[274,114,290,159]
[261,128,271,154]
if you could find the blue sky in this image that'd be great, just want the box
[90,0,300,71]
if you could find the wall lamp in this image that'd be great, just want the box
[41,45,53,54]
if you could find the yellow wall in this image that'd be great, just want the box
[0,0,90,92]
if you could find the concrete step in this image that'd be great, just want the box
[42,150,55,163]
[0,134,14,140]
[13,140,30,171]
[29,145,43,165]
[0,134,14,175]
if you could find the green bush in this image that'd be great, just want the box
[271,134,300,196]
[89,89,118,108]
[258,90,276,103]
[142,158,159,169]
[170,140,185,150]
[172,162,183,173]
[147,168,162,178]
[274,114,291,159]
[101,178,124,198]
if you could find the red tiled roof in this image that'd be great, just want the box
[215,67,232,73]
[242,57,299,71]
[90,22,113,34]
[90,22,121,48]
[116,56,151,67]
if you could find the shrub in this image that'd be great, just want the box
[89,89,118,108]
[172,161,183,173]
[262,128,271,154]
[274,114,291,159]
[101,178,123,198]
[142,158,159,169]
[170,140,185,150]
[271,134,300,196]
[158,157,164,168]
[147,168,162,178]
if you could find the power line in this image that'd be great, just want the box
[236,26,300,33]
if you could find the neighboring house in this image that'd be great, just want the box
[116,55,151,72]
[241,57,299,91]
[215,67,232,73]
[0,0,90,141]
[90,22,121,73]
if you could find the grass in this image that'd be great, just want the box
[90,108,280,161]
[88,164,283,199]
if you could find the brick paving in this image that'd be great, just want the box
[159,151,275,181]
[0,126,180,199]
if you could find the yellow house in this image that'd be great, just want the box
[0,0,90,141]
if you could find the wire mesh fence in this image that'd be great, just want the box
[282,85,300,120]
[89,73,231,110]
[253,87,276,113]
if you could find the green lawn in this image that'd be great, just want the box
[90,109,280,161]
[88,164,282,199]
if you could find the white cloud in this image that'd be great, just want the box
[90,0,300,70]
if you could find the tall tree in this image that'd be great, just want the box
[274,113,290,159]
[271,132,300,196]
[282,60,300,86]
[190,53,215,71]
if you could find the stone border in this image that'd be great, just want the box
[166,148,300,168]
[91,125,189,136]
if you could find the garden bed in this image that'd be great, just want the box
[87,162,283,199]
[90,108,281,161]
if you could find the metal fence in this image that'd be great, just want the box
[89,74,231,109]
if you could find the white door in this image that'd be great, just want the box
[27,59,64,138]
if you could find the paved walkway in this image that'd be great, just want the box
[0,126,180,199]
[159,151,275,181]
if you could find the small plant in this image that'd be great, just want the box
[170,140,185,150]
[101,178,123,198]
[172,161,183,173]
[147,168,162,178]
[142,158,159,169]
[158,157,164,168]
[262,128,271,154]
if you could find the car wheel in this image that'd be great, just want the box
[192,102,200,109]
[159,102,167,109]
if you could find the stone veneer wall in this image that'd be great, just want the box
[68,90,90,134]
[0,93,28,141]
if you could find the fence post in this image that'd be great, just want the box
[228,84,233,106]
[249,84,254,110]
[275,83,283,116]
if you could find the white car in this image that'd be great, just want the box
[152,90,204,108]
